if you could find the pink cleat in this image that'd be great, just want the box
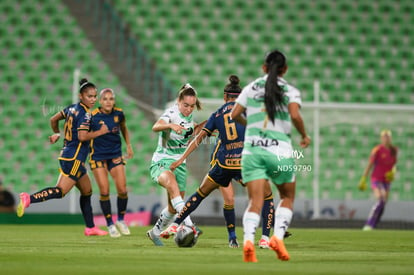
[160,224,178,239]
[84,227,108,236]
[258,238,269,249]
[17,192,30,218]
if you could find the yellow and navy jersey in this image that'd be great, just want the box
[59,102,91,162]
[203,101,245,169]
[89,107,125,161]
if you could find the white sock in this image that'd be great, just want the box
[171,196,194,226]
[171,196,185,212]
[243,211,260,244]
[152,207,174,235]
[274,207,293,240]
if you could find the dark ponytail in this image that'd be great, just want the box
[224,74,242,97]
[79,78,96,94]
[264,50,287,124]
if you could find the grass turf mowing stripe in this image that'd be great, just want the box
[0,225,413,275]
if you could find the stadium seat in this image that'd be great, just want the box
[3,0,414,201]
[0,0,157,194]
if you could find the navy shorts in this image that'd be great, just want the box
[90,156,125,171]
[208,161,242,187]
[59,159,87,182]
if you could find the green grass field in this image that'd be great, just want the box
[0,225,413,275]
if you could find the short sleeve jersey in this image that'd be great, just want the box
[203,101,245,169]
[370,144,397,183]
[236,75,302,156]
[151,104,195,162]
[59,102,91,162]
[89,107,125,161]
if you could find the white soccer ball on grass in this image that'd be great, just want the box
[174,224,197,248]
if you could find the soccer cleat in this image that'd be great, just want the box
[362,225,373,231]
[84,226,109,236]
[108,224,121,238]
[160,224,178,239]
[229,238,239,248]
[284,231,292,239]
[269,235,290,261]
[258,238,269,249]
[193,225,203,237]
[243,240,258,262]
[116,220,131,235]
[146,229,164,246]
[17,192,30,218]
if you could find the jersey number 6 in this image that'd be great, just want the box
[224,113,238,141]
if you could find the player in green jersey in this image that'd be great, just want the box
[146,83,203,246]
[231,50,311,262]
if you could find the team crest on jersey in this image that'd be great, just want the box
[69,107,79,116]
[114,116,119,123]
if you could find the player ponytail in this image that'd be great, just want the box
[79,78,97,94]
[264,50,287,124]
[178,83,202,110]
[224,75,242,98]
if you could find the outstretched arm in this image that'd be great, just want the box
[170,130,209,171]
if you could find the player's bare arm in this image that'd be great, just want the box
[120,120,134,159]
[170,130,208,171]
[152,118,186,134]
[78,123,109,142]
[49,111,64,144]
[230,103,246,126]
[288,102,310,148]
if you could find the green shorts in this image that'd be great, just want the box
[150,158,187,192]
[241,152,295,185]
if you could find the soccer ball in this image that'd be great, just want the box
[174,225,197,248]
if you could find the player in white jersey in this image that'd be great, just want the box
[147,83,203,246]
[231,49,311,262]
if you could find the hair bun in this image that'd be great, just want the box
[79,78,88,86]
[229,75,240,85]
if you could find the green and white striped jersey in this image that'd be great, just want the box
[236,75,302,157]
[151,104,195,163]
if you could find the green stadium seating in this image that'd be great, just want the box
[0,0,156,195]
[2,0,413,201]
